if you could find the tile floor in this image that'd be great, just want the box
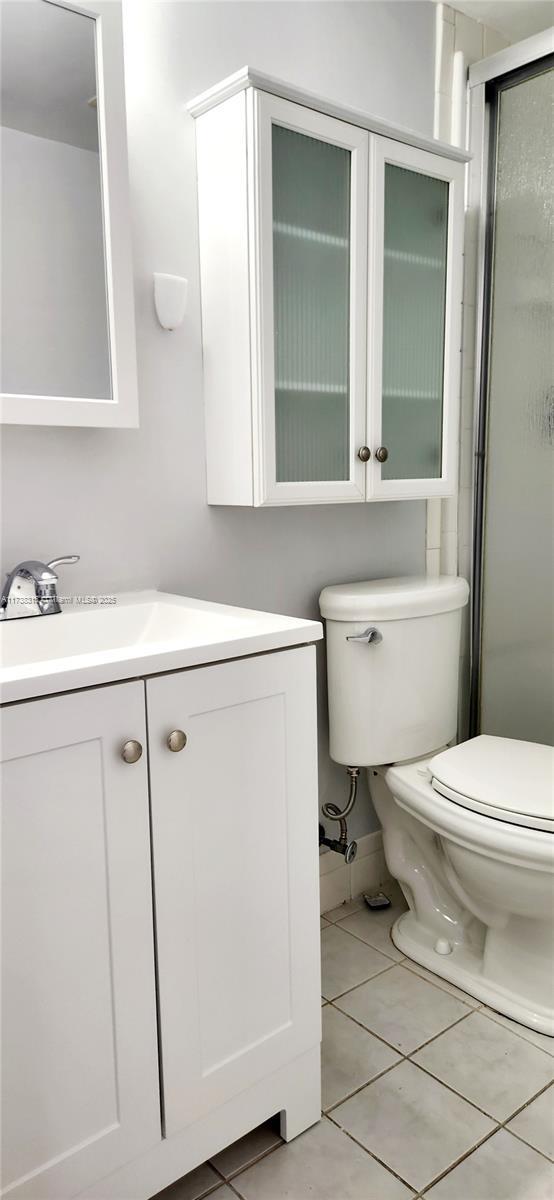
[154,884,554,1200]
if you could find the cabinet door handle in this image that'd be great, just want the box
[357,446,371,462]
[375,446,389,463]
[121,739,143,764]
[167,729,187,752]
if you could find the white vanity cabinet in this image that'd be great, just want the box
[189,70,466,505]
[0,682,160,1200]
[1,640,321,1200]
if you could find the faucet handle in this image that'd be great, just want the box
[46,555,80,573]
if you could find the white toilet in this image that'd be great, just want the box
[319,575,554,1037]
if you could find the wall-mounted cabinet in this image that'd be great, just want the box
[189,70,467,505]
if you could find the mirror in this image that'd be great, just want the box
[1,0,113,405]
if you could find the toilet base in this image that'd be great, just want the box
[392,911,554,1038]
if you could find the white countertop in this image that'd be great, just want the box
[0,590,323,704]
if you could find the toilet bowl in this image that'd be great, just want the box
[378,736,554,1035]
[319,575,554,1037]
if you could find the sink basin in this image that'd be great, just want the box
[0,591,322,703]
[1,595,252,666]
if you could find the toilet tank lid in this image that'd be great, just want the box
[319,576,469,621]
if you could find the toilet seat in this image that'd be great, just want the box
[429,735,554,834]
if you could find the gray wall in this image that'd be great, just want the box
[1,0,434,834]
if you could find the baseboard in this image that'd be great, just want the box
[319,829,389,914]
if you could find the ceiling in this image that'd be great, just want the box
[443,1,554,43]
[1,1,99,151]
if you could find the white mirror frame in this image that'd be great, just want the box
[0,0,138,428]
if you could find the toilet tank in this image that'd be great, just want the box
[319,576,469,767]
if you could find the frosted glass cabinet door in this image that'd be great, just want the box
[368,139,464,499]
[255,93,368,504]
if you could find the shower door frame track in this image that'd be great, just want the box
[467,34,554,736]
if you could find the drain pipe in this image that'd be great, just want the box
[319,766,360,864]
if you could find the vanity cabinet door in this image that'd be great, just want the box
[147,647,321,1137]
[0,683,160,1199]
[367,138,465,500]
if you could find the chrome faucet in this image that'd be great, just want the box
[0,556,80,620]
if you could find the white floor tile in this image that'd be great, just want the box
[507,1086,554,1160]
[336,893,407,962]
[334,963,470,1053]
[322,1004,400,1110]
[332,1060,494,1193]
[209,1120,282,1179]
[153,1162,223,1200]
[423,1129,554,1200]
[232,1116,412,1200]
[413,1011,554,1121]
[481,1006,554,1056]
[403,959,481,1007]
[323,896,365,924]
[320,924,393,1001]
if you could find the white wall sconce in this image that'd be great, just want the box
[153,273,188,330]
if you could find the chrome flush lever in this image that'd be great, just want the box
[346,626,383,645]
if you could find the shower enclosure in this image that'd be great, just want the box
[469,36,553,744]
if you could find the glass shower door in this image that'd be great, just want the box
[477,64,553,743]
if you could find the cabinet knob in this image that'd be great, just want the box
[167,729,187,753]
[375,446,389,463]
[121,739,143,764]
[357,446,371,462]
